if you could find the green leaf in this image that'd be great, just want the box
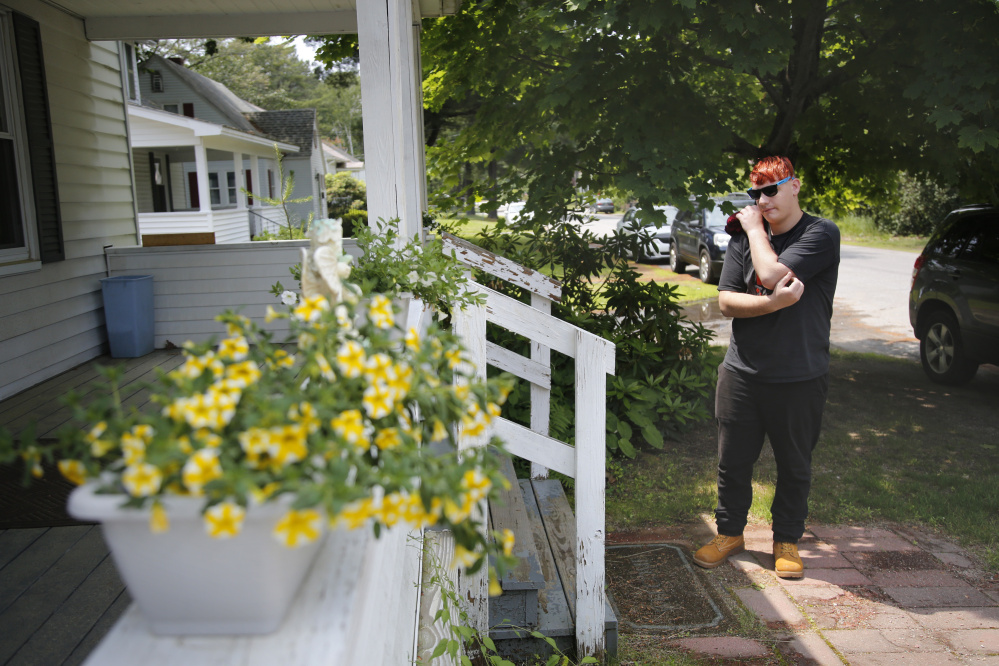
[642,424,664,449]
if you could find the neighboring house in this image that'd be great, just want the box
[134,54,327,241]
[323,139,365,182]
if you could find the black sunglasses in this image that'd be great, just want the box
[747,175,793,201]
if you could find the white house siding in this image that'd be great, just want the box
[105,240,360,349]
[212,210,251,244]
[283,155,320,228]
[138,66,233,128]
[0,0,136,401]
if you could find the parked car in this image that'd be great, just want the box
[908,205,999,385]
[616,205,678,261]
[670,194,752,283]
[589,198,615,214]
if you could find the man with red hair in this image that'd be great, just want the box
[693,156,840,579]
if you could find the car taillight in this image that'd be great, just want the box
[911,253,927,289]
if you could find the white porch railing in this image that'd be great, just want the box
[442,233,616,658]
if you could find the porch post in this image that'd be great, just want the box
[233,151,246,209]
[357,0,426,245]
[249,155,260,206]
[194,143,212,230]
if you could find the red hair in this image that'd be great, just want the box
[750,156,795,186]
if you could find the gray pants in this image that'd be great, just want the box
[713,364,829,543]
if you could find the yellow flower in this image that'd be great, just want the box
[430,419,449,443]
[489,576,503,597]
[204,501,246,539]
[363,353,394,385]
[336,340,366,378]
[405,326,420,352]
[182,449,223,495]
[368,294,394,329]
[334,498,372,529]
[132,424,155,442]
[289,402,321,434]
[501,528,516,557]
[267,425,308,466]
[250,482,281,504]
[383,363,413,400]
[122,463,162,497]
[451,545,477,569]
[269,348,296,369]
[150,502,170,533]
[331,409,370,451]
[238,427,271,460]
[315,353,336,381]
[218,335,249,361]
[194,429,223,448]
[57,459,87,485]
[293,295,330,323]
[224,360,261,388]
[374,427,402,451]
[265,305,281,323]
[121,432,145,466]
[445,348,463,370]
[224,315,251,337]
[362,383,395,420]
[274,509,323,547]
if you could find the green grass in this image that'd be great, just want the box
[835,213,927,252]
[607,350,999,572]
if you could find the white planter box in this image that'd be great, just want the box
[68,484,326,636]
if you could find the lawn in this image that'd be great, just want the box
[606,350,999,572]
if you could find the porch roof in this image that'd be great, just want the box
[56,0,461,40]
[128,104,299,155]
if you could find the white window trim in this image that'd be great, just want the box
[119,41,140,103]
[0,9,41,274]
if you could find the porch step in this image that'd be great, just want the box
[488,455,545,629]
[488,473,619,662]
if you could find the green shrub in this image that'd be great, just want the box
[873,172,962,236]
[446,216,716,460]
[326,172,366,218]
[340,209,368,238]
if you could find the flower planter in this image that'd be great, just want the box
[68,484,326,636]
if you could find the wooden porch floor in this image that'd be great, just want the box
[0,350,182,666]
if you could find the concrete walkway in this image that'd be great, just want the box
[676,522,999,665]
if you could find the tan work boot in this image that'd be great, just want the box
[773,541,804,579]
[693,534,745,569]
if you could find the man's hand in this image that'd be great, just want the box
[772,271,803,308]
[736,205,765,235]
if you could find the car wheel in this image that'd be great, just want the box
[669,245,687,273]
[699,249,717,284]
[919,310,979,385]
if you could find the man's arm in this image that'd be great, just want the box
[718,271,803,318]
[736,206,796,289]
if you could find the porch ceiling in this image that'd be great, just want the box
[49,0,460,40]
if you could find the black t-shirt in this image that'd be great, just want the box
[718,213,840,382]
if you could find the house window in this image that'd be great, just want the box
[1,10,63,270]
[208,172,221,205]
[121,42,139,102]
[182,102,194,118]
[163,103,178,114]
[226,171,236,203]
[150,71,163,93]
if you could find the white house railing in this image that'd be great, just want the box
[442,233,615,658]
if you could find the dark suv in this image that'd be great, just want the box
[909,205,999,385]
[670,194,753,283]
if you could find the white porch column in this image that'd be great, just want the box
[250,155,261,206]
[194,144,212,230]
[233,151,246,208]
[357,0,426,245]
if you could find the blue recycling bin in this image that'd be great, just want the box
[100,275,155,358]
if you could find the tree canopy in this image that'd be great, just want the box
[417,0,999,217]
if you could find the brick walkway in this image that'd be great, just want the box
[675,523,999,665]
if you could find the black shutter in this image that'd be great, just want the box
[12,12,64,263]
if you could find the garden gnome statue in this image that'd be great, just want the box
[300,218,356,304]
